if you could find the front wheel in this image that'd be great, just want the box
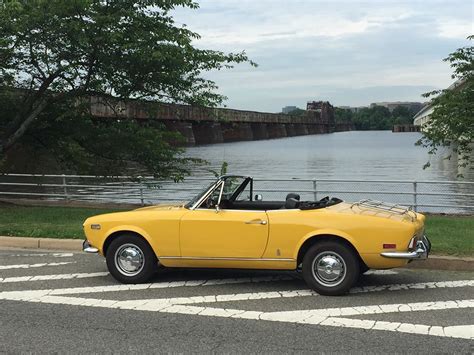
[106,234,157,284]
[302,241,359,296]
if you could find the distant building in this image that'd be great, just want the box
[370,101,423,113]
[337,105,367,113]
[282,106,299,114]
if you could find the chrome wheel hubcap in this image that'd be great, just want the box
[312,251,346,287]
[114,243,145,276]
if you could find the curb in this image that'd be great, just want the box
[0,236,473,272]
[405,255,474,272]
[0,236,83,251]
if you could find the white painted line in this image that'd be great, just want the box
[349,279,474,294]
[3,253,74,258]
[0,282,472,340]
[41,275,295,295]
[47,278,474,298]
[0,261,75,270]
[0,272,109,283]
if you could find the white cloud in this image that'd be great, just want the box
[171,0,472,111]
[437,20,473,39]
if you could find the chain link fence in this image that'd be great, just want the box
[0,174,473,214]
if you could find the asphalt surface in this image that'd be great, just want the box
[0,249,473,353]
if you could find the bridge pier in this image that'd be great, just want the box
[307,124,318,134]
[250,123,269,140]
[295,124,308,135]
[267,123,287,139]
[285,124,296,137]
[164,121,195,146]
[192,122,224,144]
[221,123,254,142]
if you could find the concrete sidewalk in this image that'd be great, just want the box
[0,235,473,271]
[0,236,83,251]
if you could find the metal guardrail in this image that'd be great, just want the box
[0,173,473,214]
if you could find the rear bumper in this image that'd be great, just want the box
[380,235,431,260]
[83,240,99,254]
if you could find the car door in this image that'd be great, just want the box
[179,208,269,258]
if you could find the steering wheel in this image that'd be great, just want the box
[204,196,218,209]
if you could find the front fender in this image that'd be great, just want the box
[102,225,157,255]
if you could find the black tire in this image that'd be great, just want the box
[360,263,370,274]
[302,241,359,296]
[106,234,157,284]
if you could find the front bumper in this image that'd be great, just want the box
[83,240,99,254]
[380,235,431,260]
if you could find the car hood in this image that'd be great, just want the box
[133,203,186,212]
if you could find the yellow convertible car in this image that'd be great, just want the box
[83,175,430,295]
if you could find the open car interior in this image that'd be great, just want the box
[198,176,343,211]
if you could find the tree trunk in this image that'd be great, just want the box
[0,98,49,154]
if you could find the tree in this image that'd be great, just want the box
[334,107,353,124]
[391,106,414,125]
[416,36,473,173]
[0,0,254,178]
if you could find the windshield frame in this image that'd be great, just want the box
[185,175,250,210]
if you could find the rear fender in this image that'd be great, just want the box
[293,228,359,260]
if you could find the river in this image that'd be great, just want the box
[185,131,472,181]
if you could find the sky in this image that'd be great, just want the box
[173,0,473,112]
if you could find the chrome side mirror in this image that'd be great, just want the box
[255,194,263,201]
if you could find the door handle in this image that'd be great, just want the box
[245,219,267,225]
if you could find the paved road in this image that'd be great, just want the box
[0,249,473,353]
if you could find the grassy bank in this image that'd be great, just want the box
[0,205,472,256]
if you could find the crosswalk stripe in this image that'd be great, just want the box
[0,272,109,283]
[0,261,75,270]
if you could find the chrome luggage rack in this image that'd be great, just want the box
[351,199,417,220]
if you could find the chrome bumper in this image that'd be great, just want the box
[83,240,99,254]
[381,235,431,260]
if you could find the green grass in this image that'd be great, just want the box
[0,206,118,239]
[424,215,474,256]
[0,206,472,256]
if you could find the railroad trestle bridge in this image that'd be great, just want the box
[89,97,353,145]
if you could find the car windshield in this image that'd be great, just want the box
[184,180,218,209]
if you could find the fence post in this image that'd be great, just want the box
[413,181,418,212]
[313,179,317,201]
[138,176,144,206]
[62,174,69,202]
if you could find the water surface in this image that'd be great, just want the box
[185,131,471,181]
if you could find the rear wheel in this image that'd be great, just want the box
[106,234,157,284]
[302,241,359,296]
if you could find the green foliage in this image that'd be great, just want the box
[285,108,305,116]
[416,36,473,173]
[0,0,254,178]
[335,105,415,130]
[209,161,228,178]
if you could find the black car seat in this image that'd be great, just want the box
[284,198,300,209]
[285,193,300,201]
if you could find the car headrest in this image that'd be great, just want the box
[285,198,300,209]
[286,193,300,201]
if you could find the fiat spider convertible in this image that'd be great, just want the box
[83,175,430,295]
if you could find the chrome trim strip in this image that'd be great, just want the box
[159,256,295,262]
